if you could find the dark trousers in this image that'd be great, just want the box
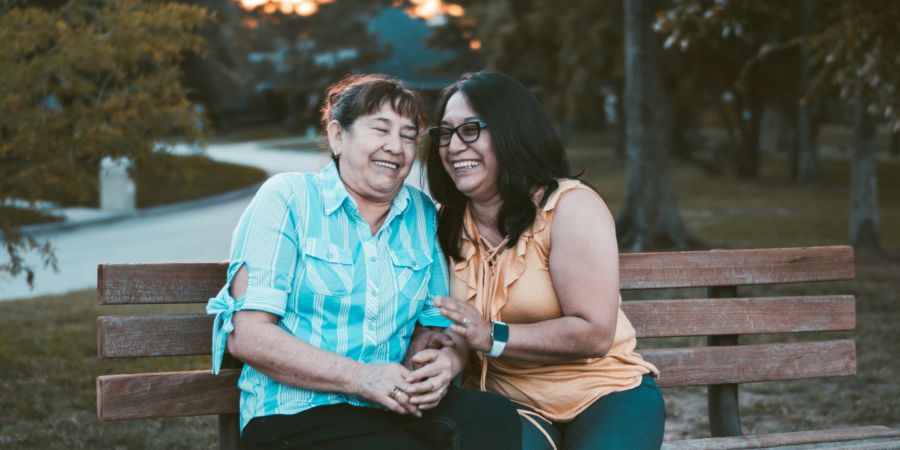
[242,386,522,450]
[521,374,666,450]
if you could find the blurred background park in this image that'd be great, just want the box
[1,0,898,448]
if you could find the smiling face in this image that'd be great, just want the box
[439,92,500,203]
[328,100,418,206]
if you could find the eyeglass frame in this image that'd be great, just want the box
[427,121,488,147]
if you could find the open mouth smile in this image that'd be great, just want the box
[452,160,480,169]
[373,160,399,170]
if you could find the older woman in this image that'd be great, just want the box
[424,71,665,450]
[206,74,520,450]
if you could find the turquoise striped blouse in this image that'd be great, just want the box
[206,161,452,431]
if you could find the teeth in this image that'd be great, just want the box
[373,160,398,170]
[453,160,480,169]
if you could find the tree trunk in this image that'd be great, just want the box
[795,101,819,182]
[794,0,819,183]
[777,106,794,155]
[849,99,881,253]
[735,93,761,178]
[617,0,694,251]
[615,86,626,158]
[891,130,899,158]
[671,101,696,161]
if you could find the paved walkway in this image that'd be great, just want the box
[1,137,427,301]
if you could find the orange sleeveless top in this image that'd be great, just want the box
[451,180,659,422]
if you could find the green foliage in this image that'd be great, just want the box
[0,0,209,284]
[237,0,391,96]
[33,153,266,209]
[655,0,900,130]
[809,2,900,131]
[425,0,623,127]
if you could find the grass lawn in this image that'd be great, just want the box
[1,128,898,448]
[6,153,267,228]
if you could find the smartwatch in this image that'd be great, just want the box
[487,321,509,358]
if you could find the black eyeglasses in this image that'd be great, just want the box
[428,121,488,147]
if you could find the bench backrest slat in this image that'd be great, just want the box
[96,246,855,304]
[96,339,855,420]
[619,245,854,289]
[627,295,855,338]
[96,296,855,358]
[97,369,240,421]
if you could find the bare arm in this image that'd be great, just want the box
[226,266,422,416]
[440,189,620,364]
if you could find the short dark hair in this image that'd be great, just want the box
[320,73,425,161]
[425,71,577,261]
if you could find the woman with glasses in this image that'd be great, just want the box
[423,71,665,450]
[206,73,521,450]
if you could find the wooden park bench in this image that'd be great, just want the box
[95,245,900,449]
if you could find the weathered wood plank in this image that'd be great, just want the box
[96,296,856,358]
[662,426,900,449]
[776,437,900,449]
[96,246,854,304]
[648,340,856,388]
[98,263,228,304]
[625,295,856,338]
[619,245,854,289]
[97,314,214,358]
[97,369,241,421]
[95,340,855,419]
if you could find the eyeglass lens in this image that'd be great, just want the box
[436,122,483,146]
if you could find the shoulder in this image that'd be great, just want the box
[542,180,607,215]
[403,183,438,217]
[257,172,315,199]
[550,182,614,238]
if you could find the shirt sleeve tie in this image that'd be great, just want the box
[207,285,245,375]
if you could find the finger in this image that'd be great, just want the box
[404,379,435,395]
[411,349,439,365]
[444,298,477,315]
[426,333,455,349]
[390,390,422,417]
[418,401,440,410]
[409,389,444,405]
[439,308,467,324]
[408,362,442,382]
[437,298,464,312]
[412,374,450,394]
[449,324,470,336]
[394,379,417,395]
[411,385,449,407]
[381,395,409,415]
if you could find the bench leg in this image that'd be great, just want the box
[707,286,742,437]
[219,354,243,450]
[219,413,242,450]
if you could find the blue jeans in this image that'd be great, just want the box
[521,374,665,450]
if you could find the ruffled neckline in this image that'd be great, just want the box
[453,179,584,321]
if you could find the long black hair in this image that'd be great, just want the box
[425,71,578,261]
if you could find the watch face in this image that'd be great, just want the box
[492,322,510,342]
